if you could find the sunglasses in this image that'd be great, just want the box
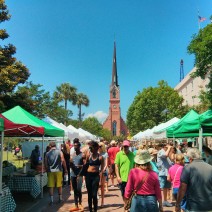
[99,146,102,148]
[123,146,129,148]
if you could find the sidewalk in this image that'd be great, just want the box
[14,183,176,212]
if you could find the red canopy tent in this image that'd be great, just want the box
[0,114,44,136]
[0,114,45,200]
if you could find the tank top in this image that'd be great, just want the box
[89,154,101,167]
[46,149,62,172]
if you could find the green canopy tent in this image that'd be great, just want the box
[2,106,64,137]
[166,110,200,138]
[167,109,212,151]
[2,106,65,198]
[199,110,212,133]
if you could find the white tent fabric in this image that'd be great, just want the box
[152,117,180,139]
[132,117,180,140]
[67,125,88,141]
[132,131,143,140]
[43,116,79,140]
[78,128,96,140]
[133,129,152,140]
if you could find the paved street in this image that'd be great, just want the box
[15,181,176,212]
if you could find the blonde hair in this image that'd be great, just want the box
[99,142,106,153]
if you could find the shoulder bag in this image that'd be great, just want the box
[125,171,149,210]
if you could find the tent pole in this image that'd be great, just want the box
[198,128,203,152]
[0,131,4,212]
[40,135,44,198]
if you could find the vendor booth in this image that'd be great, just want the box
[0,105,64,210]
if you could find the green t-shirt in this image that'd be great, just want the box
[115,151,135,182]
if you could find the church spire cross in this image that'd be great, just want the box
[111,41,119,87]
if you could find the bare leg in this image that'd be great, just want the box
[163,188,167,201]
[101,176,106,206]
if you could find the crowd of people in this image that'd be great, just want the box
[30,138,212,212]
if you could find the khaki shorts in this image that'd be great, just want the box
[47,172,62,187]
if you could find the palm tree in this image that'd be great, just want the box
[53,82,77,114]
[76,93,89,124]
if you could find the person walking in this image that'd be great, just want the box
[167,154,185,210]
[157,143,173,207]
[69,139,84,211]
[175,148,212,212]
[98,141,109,207]
[108,140,120,187]
[45,141,68,205]
[115,140,135,210]
[61,143,70,186]
[124,150,163,212]
[85,141,104,212]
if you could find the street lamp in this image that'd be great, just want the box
[162,109,169,122]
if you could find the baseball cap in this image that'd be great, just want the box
[123,140,130,147]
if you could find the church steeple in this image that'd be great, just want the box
[111,42,119,87]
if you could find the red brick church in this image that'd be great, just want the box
[103,42,128,136]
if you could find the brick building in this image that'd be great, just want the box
[102,42,128,136]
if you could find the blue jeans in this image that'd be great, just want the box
[130,195,159,212]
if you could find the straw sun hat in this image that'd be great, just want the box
[134,150,154,165]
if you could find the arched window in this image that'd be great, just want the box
[112,89,116,98]
[112,121,117,136]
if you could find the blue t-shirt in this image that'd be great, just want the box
[157,149,172,176]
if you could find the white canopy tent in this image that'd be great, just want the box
[152,117,180,139]
[78,128,96,140]
[67,125,88,142]
[132,117,180,141]
[43,116,79,140]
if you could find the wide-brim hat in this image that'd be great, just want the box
[134,150,154,165]
[148,148,158,155]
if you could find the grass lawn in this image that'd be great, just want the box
[3,150,29,168]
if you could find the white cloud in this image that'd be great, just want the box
[85,111,108,123]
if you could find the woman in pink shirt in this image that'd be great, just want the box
[124,150,163,212]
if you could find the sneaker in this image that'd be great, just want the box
[163,201,173,207]
[58,199,64,204]
[49,201,54,206]
[110,185,114,188]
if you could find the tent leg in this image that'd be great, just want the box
[0,132,4,212]
[40,135,44,198]
[198,128,203,153]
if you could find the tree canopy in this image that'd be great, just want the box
[126,80,189,135]
[187,22,212,106]
[0,0,30,95]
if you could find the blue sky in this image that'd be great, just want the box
[2,0,212,122]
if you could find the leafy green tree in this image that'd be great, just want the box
[127,80,189,135]
[0,0,30,95]
[99,128,112,141]
[53,83,77,110]
[75,93,89,124]
[187,23,212,106]
[194,90,211,113]
[0,82,73,123]
[82,117,102,136]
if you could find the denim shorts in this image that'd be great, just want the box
[159,176,171,189]
[131,195,159,212]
